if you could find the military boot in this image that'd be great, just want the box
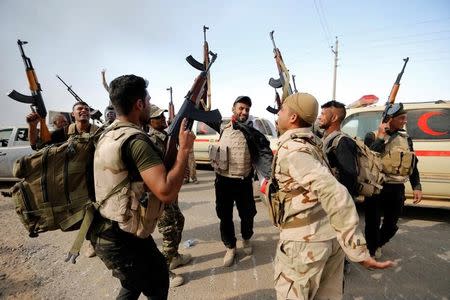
[169,253,192,270]
[242,240,253,255]
[223,247,236,267]
[169,271,184,287]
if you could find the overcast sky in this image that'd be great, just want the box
[1,0,449,126]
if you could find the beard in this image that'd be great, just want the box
[318,121,330,130]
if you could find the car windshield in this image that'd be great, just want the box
[0,129,12,140]
[0,128,13,147]
[341,111,382,139]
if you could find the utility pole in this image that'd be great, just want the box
[331,36,338,100]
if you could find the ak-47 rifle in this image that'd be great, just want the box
[267,30,293,114]
[292,75,298,93]
[381,57,409,123]
[56,75,103,122]
[186,25,212,111]
[165,52,222,170]
[8,39,51,143]
[167,86,175,125]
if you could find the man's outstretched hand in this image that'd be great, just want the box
[359,257,396,269]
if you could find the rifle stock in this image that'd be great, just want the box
[8,39,51,143]
[382,57,409,123]
[164,52,221,170]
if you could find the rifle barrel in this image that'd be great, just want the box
[203,25,209,41]
[269,31,277,49]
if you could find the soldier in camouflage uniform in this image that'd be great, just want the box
[273,93,394,299]
[148,104,192,287]
[184,149,198,184]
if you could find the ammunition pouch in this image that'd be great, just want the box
[382,150,415,178]
[209,144,228,172]
[265,179,287,228]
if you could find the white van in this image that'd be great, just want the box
[341,100,450,209]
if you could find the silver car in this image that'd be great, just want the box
[0,126,35,182]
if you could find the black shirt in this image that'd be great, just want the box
[325,135,359,197]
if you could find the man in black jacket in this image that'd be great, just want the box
[319,100,359,197]
[364,103,422,258]
[211,96,272,267]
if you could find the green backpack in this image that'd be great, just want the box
[11,124,101,238]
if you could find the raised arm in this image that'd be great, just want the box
[101,69,110,93]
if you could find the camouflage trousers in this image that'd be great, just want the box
[157,200,185,264]
[274,239,345,300]
[184,149,197,181]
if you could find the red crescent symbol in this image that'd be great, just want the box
[417,112,448,136]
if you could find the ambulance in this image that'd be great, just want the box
[341,100,450,209]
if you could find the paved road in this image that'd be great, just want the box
[164,170,450,300]
[1,169,449,299]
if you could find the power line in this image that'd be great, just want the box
[318,0,333,41]
[342,17,450,36]
[313,0,333,47]
[360,29,450,44]
[344,36,450,51]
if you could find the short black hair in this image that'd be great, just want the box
[321,100,346,122]
[72,101,90,111]
[109,75,148,115]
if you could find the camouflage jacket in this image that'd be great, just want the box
[275,127,370,262]
[148,127,167,155]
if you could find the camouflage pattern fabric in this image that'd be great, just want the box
[187,149,197,181]
[157,200,185,263]
[148,126,186,264]
[89,216,169,298]
[273,128,370,299]
[274,239,344,300]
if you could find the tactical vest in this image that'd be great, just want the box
[213,123,252,179]
[66,123,99,136]
[266,131,329,230]
[324,131,384,200]
[94,123,164,238]
[378,131,415,183]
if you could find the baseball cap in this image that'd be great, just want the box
[387,103,406,118]
[283,93,319,125]
[233,96,252,107]
[150,104,168,118]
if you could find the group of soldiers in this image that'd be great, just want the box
[24,70,422,299]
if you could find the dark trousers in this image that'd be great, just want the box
[89,216,169,300]
[215,174,257,249]
[364,183,405,256]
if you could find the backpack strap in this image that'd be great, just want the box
[65,176,131,264]
[65,203,95,264]
[324,131,346,155]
